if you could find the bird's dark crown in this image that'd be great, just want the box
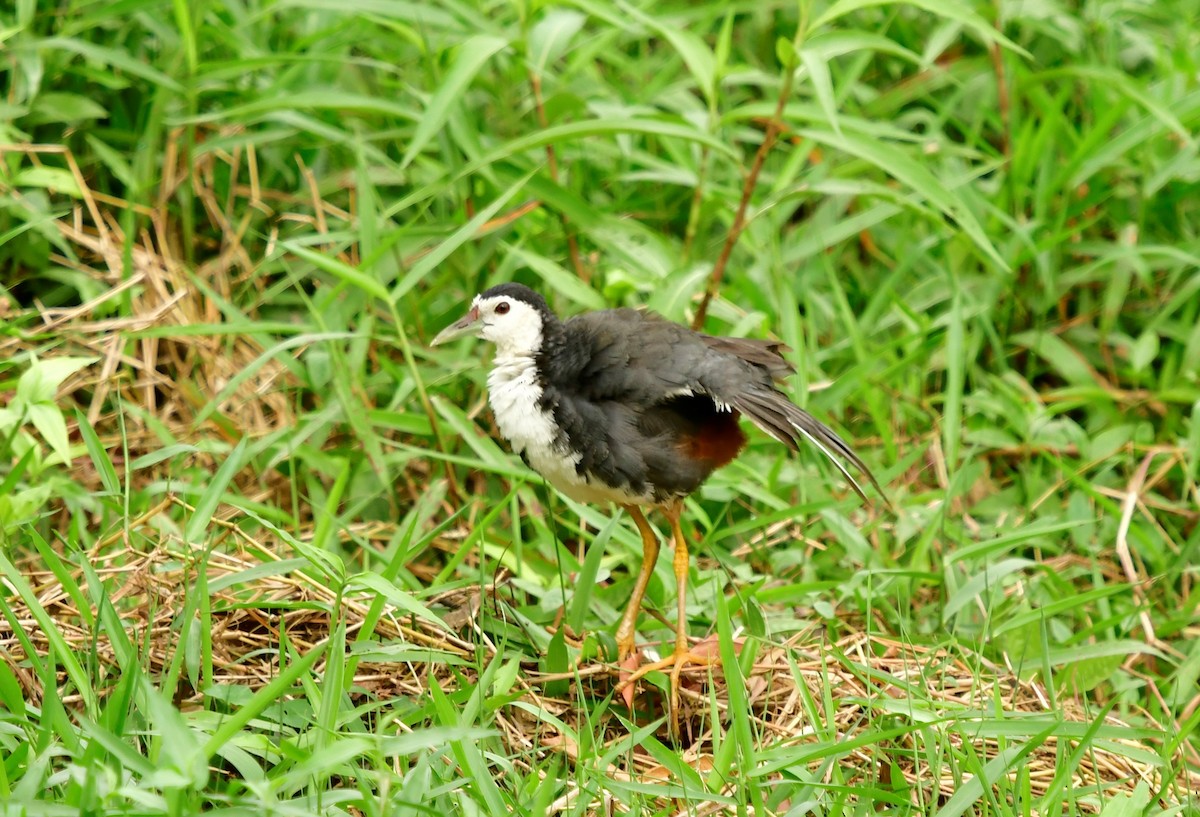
[478,283,551,314]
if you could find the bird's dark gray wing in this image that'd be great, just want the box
[698,335,795,381]
[551,308,884,505]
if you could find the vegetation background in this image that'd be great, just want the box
[1,0,1198,813]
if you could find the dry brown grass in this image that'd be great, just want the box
[1,141,300,497]
[4,505,1197,812]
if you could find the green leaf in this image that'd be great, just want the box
[1096,782,1151,817]
[347,572,446,630]
[1129,331,1159,372]
[284,244,390,300]
[0,550,98,717]
[775,36,796,68]
[1057,652,1125,694]
[804,30,924,64]
[933,727,1057,817]
[800,47,840,135]
[240,508,347,585]
[30,92,107,123]
[38,36,184,91]
[943,558,1034,623]
[130,444,201,471]
[377,726,498,756]
[506,245,607,310]
[566,514,619,631]
[620,1,717,104]
[796,127,1009,270]
[391,167,537,303]
[201,636,327,761]
[400,34,509,169]
[544,627,569,698]
[742,596,767,638]
[999,615,1046,671]
[1084,424,1134,462]
[714,12,733,77]
[187,90,420,126]
[943,285,965,469]
[15,356,97,404]
[385,118,738,217]
[193,332,355,427]
[1010,331,1096,386]
[367,409,434,436]
[0,407,18,435]
[141,678,208,788]
[1044,640,1164,666]
[812,0,1029,59]
[528,9,585,73]
[26,403,71,465]
[1060,66,1192,143]
[14,166,83,196]
[183,438,249,546]
[276,0,458,25]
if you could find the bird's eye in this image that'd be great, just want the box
[495,301,510,315]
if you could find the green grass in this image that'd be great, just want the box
[1,0,1199,813]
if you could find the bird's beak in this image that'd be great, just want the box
[431,305,481,346]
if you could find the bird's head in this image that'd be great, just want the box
[431,283,552,358]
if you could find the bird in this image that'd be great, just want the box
[432,282,885,731]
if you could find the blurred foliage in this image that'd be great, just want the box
[0,0,1198,813]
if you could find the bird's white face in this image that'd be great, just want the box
[473,294,544,357]
[431,293,545,358]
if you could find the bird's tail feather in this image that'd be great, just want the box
[732,390,887,508]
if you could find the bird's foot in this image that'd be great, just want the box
[614,635,642,710]
[614,641,717,740]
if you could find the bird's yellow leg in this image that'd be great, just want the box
[614,504,660,661]
[615,501,717,738]
[667,504,694,719]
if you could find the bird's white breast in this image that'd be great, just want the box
[486,352,650,506]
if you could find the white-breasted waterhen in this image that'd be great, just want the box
[433,283,885,731]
